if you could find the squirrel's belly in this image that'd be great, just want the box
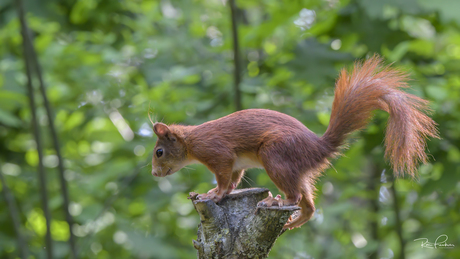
[232,153,264,171]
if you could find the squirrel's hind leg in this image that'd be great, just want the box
[283,184,315,229]
[257,144,303,208]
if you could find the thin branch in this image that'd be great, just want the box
[0,168,28,259]
[16,0,53,257]
[229,0,242,111]
[390,175,406,259]
[19,6,78,259]
[367,159,380,259]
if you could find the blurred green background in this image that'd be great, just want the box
[0,0,459,258]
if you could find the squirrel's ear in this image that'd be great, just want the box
[153,123,170,138]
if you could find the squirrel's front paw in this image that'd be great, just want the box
[197,190,225,203]
[206,187,219,194]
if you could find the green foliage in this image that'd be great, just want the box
[0,0,459,258]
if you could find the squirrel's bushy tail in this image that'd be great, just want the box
[321,55,439,177]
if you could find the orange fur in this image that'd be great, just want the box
[151,55,439,229]
[322,55,439,176]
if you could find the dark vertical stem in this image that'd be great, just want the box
[229,0,242,111]
[390,176,406,259]
[0,169,28,259]
[19,6,78,259]
[367,159,380,259]
[15,0,53,258]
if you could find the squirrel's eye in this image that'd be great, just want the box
[156,149,163,158]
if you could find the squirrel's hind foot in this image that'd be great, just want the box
[257,191,284,207]
[283,213,309,230]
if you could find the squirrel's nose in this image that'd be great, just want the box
[152,170,158,176]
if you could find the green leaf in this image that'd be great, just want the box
[0,108,21,127]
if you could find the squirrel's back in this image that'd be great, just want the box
[190,109,319,149]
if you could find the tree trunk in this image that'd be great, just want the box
[188,188,300,259]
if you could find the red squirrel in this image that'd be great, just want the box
[151,56,439,229]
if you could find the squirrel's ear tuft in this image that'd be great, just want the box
[153,123,170,138]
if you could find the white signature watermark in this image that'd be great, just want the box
[414,234,455,249]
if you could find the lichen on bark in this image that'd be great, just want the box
[189,188,300,259]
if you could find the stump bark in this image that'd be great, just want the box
[188,188,300,259]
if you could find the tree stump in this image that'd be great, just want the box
[188,188,300,259]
